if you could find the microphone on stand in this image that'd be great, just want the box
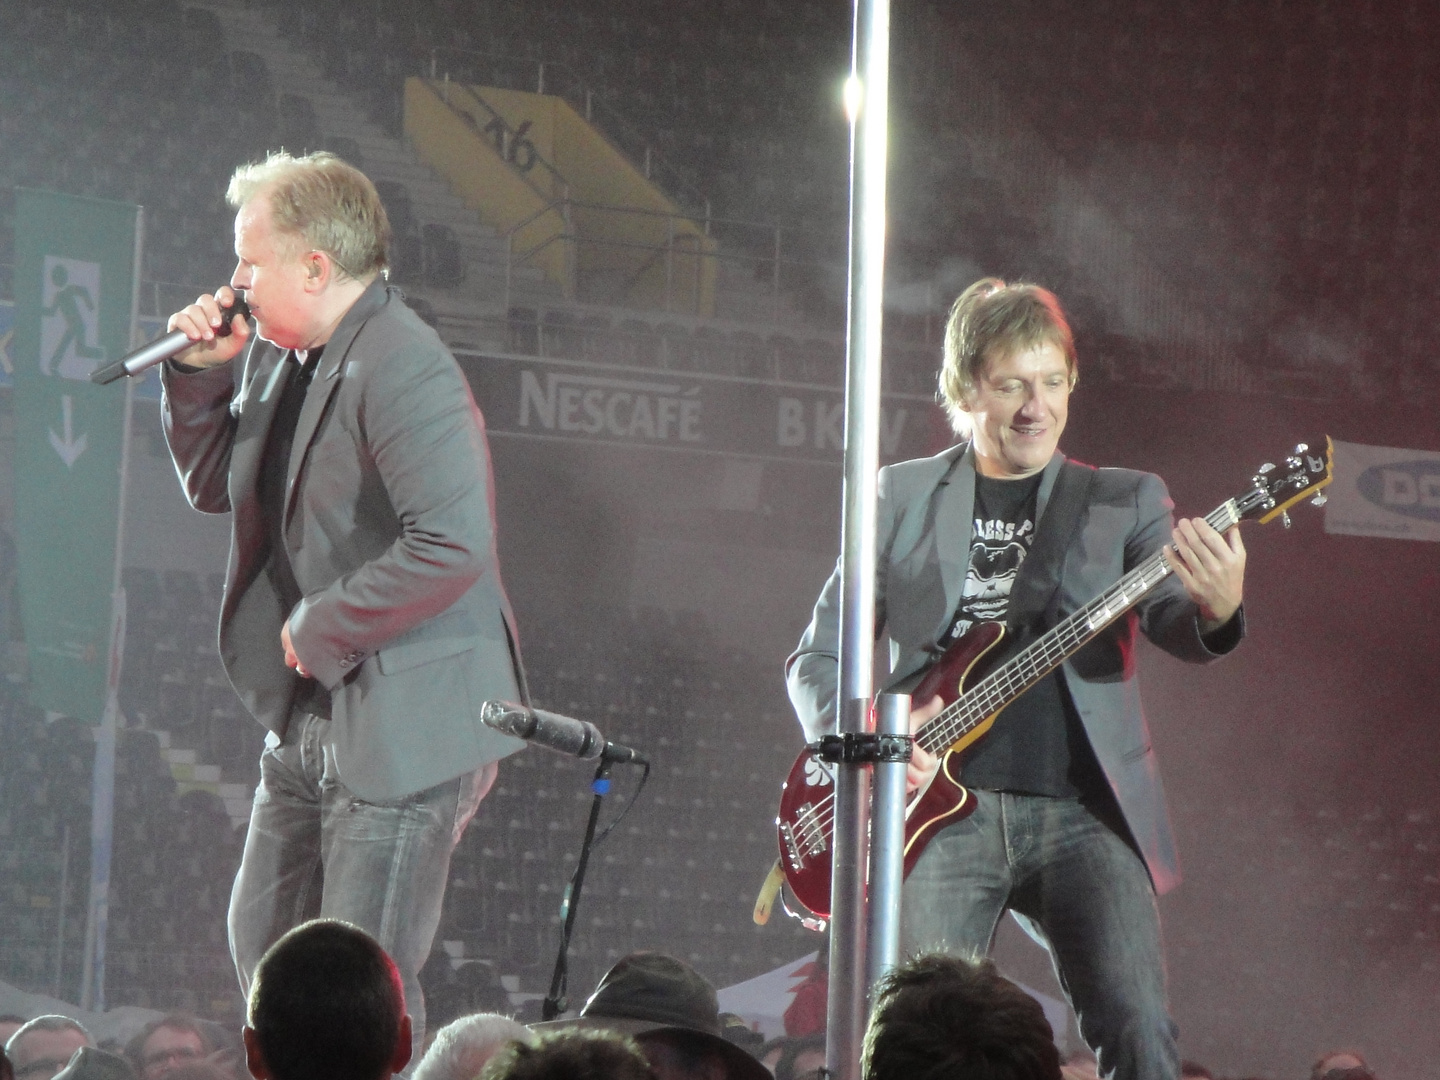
[91,293,250,385]
[481,701,647,765]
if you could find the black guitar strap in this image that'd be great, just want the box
[1005,459,1096,640]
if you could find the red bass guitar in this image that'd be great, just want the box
[767,440,1333,922]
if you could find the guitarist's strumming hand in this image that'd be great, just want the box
[1164,517,1247,634]
[907,694,945,794]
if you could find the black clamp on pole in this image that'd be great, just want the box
[813,732,912,765]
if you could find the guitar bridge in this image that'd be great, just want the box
[780,820,805,871]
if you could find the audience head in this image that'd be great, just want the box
[862,954,1060,1080]
[1058,1058,1098,1080]
[0,1019,26,1051]
[756,1038,787,1076]
[1311,1050,1376,1080]
[715,1017,762,1057]
[533,952,769,1080]
[5,1017,94,1080]
[124,1017,214,1080]
[478,1030,654,1080]
[412,1014,533,1080]
[772,1034,825,1080]
[244,919,410,1080]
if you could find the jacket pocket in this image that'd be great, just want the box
[375,609,481,674]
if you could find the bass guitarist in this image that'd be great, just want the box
[785,279,1246,1080]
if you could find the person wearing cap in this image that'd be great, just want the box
[530,953,769,1080]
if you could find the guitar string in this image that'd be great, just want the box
[788,477,1305,863]
[916,499,1241,757]
[792,501,1245,855]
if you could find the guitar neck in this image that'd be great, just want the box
[916,497,1242,756]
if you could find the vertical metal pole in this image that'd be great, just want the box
[504,231,513,313]
[868,693,909,989]
[54,822,70,997]
[81,204,141,1011]
[693,234,702,316]
[826,0,891,1077]
[665,216,675,313]
[772,227,782,325]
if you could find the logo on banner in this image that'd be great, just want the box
[1357,461,1440,522]
[519,369,703,443]
[40,257,107,380]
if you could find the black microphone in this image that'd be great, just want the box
[480,701,647,765]
[91,293,250,385]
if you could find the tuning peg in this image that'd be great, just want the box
[1281,511,1292,529]
[1257,462,1275,473]
[1294,443,1309,454]
[1311,491,1327,507]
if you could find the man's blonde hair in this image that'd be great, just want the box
[938,278,1077,436]
[227,151,390,280]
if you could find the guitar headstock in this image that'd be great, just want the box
[1235,437,1334,526]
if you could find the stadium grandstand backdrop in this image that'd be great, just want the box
[2,0,1440,1072]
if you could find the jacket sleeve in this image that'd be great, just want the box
[287,339,498,690]
[159,358,240,515]
[1131,471,1245,662]
[785,466,897,742]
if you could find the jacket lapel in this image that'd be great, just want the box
[1034,450,1064,520]
[933,442,976,638]
[282,279,389,527]
[229,340,291,517]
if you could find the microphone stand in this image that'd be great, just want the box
[542,754,613,1020]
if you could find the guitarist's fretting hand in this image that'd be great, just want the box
[1164,517,1247,634]
[908,694,945,794]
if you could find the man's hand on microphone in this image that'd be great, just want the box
[168,286,249,369]
[281,619,311,679]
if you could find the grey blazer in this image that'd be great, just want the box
[161,280,526,801]
[785,443,1243,894]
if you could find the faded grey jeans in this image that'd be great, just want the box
[901,789,1179,1080]
[228,712,494,1065]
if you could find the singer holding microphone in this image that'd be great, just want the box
[159,151,529,1059]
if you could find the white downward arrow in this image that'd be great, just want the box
[49,394,88,469]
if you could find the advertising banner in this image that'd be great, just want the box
[1324,439,1440,542]
[457,350,942,465]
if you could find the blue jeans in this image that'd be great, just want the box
[900,790,1179,1080]
[228,712,494,1064]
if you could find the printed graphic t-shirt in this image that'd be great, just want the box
[942,472,1107,799]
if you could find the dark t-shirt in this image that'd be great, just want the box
[942,472,1107,799]
[256,346,331,718]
